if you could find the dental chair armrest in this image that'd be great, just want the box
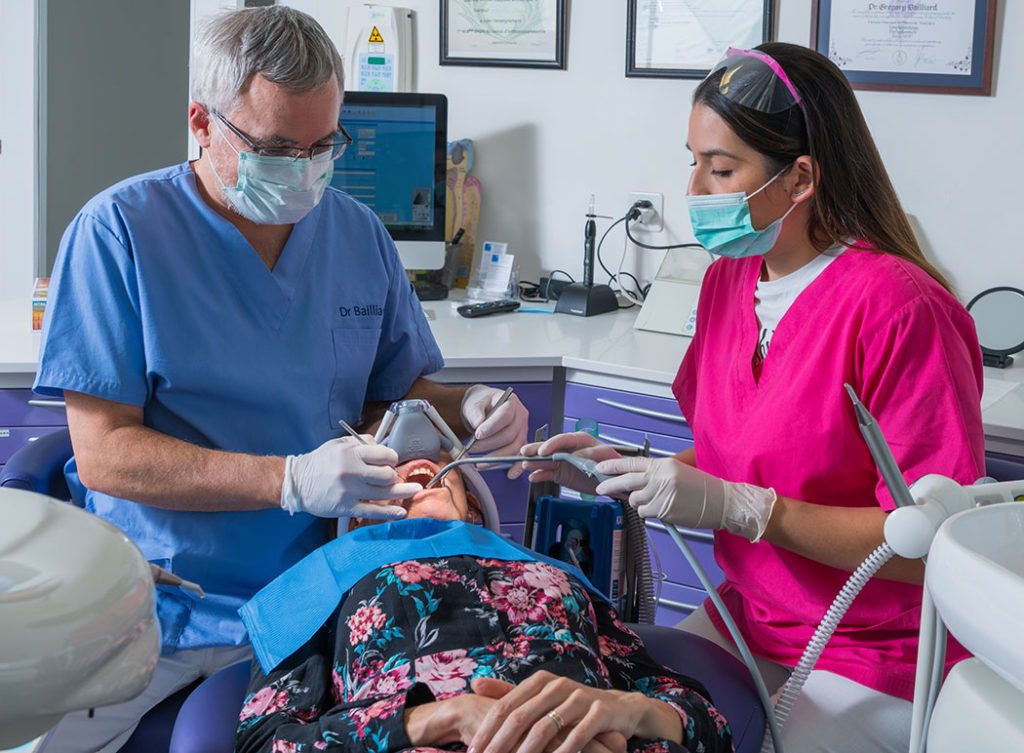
[169,660,251,753]
[627,623,766,753]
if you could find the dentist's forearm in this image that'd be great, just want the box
[67,390,285,511]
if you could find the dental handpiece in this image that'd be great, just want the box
[844,383,916,509]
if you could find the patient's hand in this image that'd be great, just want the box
[404,692,499,749]
[469,672,681,753]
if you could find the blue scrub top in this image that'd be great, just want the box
[34,162,444,652]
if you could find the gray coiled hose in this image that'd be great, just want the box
[621,502,657,623]
[758,541,896,753]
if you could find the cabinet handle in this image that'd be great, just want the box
[644,519,715,543]
[594,431,674,457]
[28,399,67,409]
[656,596,703,612]
[595,397,688,425]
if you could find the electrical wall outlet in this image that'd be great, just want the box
[628,191,664,232]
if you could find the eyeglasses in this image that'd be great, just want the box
[210,109,352,161]
[707,47,805,116]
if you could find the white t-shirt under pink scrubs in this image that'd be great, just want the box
[673,244,985,700]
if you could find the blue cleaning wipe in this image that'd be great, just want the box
[239,518,608,673]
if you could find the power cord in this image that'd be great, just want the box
[594,216,640,309]
[626,199,704,251]
[519,270,575,302]
[529,200,702,308]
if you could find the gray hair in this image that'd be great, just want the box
[191,5,344,115]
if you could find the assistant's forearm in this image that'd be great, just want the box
[74,423,284,511]
[763,496,924,583]
[674,447,696,466]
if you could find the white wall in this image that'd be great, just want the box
[294,0,1021,302]
[6,1,1018,303]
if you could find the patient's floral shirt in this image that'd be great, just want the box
[235,557,733,753]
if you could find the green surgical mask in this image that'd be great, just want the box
[685,168,797,258]
[213,133,334,225]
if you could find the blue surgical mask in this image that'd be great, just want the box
[213,132,334,225]
[686,169,798,258]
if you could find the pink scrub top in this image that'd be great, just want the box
[673,245,985,700]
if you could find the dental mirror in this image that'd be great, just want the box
[966,287,1024,369]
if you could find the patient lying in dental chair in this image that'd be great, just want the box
[235,456,733,753]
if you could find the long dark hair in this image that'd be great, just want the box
[694,42,953,294]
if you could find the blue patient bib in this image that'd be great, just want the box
[240,519,607,672]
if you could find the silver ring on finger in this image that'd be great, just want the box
[546,710,564,732]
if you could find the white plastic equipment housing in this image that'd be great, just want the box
[0,490,159,748]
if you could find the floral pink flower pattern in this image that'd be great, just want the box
[346,603,387,645]
[415,649,478,698]
[236,556,732,753]
[522,561,571,598]
[352,663,413,701]
[490,575,551,624]
[499,636,531,659]
[240,686,289,721]
[393,561,435,583]
[349,696,404,740]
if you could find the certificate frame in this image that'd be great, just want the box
[440,0,567,70]
[626,0,774,79]
[811,0,996,95]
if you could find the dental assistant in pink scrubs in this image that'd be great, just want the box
[510,43,985,753]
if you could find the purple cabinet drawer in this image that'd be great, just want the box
[652,581,709,626]
[0,426,67,464]
[561,419,692,458]
[564,383,690,440]
[0,390,68,427]
[646,521,723,590]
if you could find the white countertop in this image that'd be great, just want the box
[4,292,1024,450]
[421,298,687,396]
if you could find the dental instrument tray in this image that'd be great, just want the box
[456,299,520,318]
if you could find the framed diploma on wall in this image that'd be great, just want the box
[811,0,997,95]
[626,0,774,79]
[440,0,567,69]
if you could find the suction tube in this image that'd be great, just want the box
[758,542,896,753]
[662,523,785,753]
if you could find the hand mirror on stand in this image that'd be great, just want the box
[966,287,1024,369]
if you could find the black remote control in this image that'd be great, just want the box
[457,299,521,318]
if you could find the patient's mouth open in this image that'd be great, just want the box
[398,459,441,487]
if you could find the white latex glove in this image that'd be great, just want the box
[595,456,777,542]
[507,432,623,496]
[280,436,419,519]
[460,384,529,456]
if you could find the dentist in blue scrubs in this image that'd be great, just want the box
[32,7,527,752]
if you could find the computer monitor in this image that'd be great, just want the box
[333,92,448,270]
